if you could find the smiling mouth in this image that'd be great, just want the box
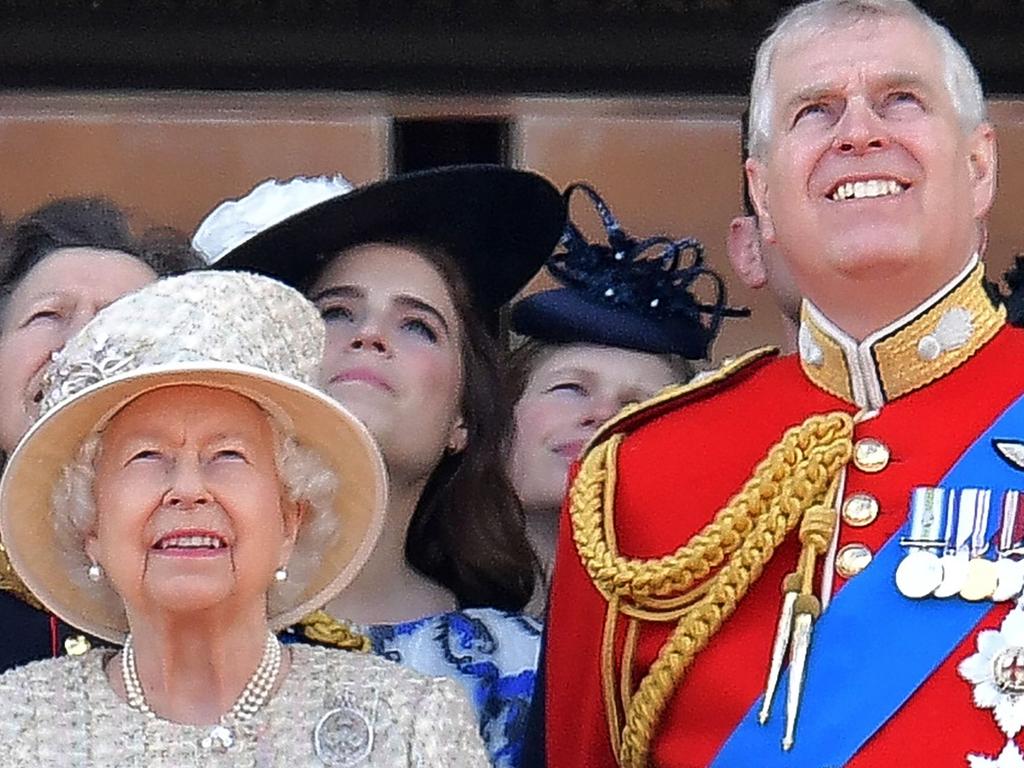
[154,534,228,552]
[829,178,908,202]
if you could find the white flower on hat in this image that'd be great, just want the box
[960,602,1024,765]
[192,175,354,264]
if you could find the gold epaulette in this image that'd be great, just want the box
[296,609,372,653]
[585,346,779,454]
[0,542,43,611]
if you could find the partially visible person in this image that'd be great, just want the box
[0,197,199,673]
[1004,254,1024,326]
[727,113,801,352]
[195,167,565,768]
[509,183,747,614]
[0,270,488,767]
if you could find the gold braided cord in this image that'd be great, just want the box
[602,598,625,758]
[572,413,853,608]
[614,413,853,767]
[620,617,640,716]
[568,411,854,767]
[297,609,372,653]
[0,542,43,611]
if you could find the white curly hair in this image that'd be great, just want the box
[51,408,340,623]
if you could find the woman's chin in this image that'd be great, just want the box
[141,578,234,617]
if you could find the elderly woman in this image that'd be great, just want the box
[0,196,199,671]
[195,166,564,767]
[508,184,749,613]
[0,271,489,766]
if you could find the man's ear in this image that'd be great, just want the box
[968,122,997,220]
[745,157,777,243]
[727,216,768,289]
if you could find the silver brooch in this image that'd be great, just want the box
[200,724,235,752]
[313,691,376,767]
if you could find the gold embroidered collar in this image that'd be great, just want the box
[798,256,1006,409]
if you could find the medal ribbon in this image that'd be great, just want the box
[712,392,1024,768]
[968,490,992,558]
[1003,491,1024,554]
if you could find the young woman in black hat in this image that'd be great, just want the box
[196,166,565,768]
[508,184,749,612]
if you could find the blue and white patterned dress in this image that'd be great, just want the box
[287,608,542,768]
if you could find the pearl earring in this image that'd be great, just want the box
[87,562,103,582]
[274,567,288,583]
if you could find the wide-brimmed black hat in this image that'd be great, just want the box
[512,183,749,359]
[201,165,566,314]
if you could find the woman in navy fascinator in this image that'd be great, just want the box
[508,183,749,611]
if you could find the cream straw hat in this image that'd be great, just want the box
[0,271,387,643]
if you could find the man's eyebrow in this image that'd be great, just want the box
[783,82,837,114]
[878,72,936,96]
[783,71,936,115]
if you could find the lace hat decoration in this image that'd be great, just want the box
[512,183,749,359]
[0,271,388,643]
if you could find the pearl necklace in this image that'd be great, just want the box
[121,631,282,751]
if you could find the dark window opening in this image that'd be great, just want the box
[394,119,509,173]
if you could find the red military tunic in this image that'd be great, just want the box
[544,260,1024,767]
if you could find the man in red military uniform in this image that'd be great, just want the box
[542,1,1024,766]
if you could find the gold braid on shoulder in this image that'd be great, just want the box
[569,411,854,767]
[296,609,373,653]
[0,542,43,611]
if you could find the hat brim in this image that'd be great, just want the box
[212,165,566,312]
[512,288,710,358]
[0,362,388,644]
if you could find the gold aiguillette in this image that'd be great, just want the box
[758,481,839,751]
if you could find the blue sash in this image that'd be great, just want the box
[712,393,1024,768]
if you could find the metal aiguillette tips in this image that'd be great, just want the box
[759,475,841,751]
[759,574,802,725]
[783,596,821,751]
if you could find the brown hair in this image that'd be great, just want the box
[0,197,199,322]
[507,336,694,407]
[342,238,539,611]
[0,197,200,469]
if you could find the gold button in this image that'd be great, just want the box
[64,635,91,656]
[841,493,880,527]
[853,438,890,473]
[835,543,873,578]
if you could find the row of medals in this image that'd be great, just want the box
[895,487,1024,601]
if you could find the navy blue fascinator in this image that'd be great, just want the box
[512,183,749,359]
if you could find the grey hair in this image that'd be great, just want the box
[51,412,340,620]
[748,0,986,159]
